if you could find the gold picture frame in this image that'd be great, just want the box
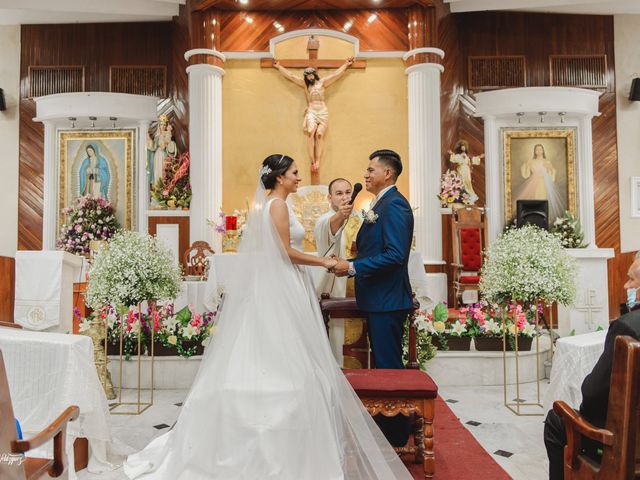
[502,128,577,224]
[59,129,136,231]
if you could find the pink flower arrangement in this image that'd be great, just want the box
[437,169,472,207]
[56,195,119,256]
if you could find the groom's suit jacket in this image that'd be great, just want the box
[353,186,414,313]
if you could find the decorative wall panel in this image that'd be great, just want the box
[28,66,85,98]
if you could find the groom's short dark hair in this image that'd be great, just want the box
[370,149,402,178]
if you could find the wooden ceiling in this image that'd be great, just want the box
[192,0,433,11]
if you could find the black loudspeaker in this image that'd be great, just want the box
[0,89,5,111]
[517,199,549,230]
[630,78,640,101]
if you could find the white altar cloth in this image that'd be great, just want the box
[0,328,117,477]
[543,329,607,411]
[14,250,84,332]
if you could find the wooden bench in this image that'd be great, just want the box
[320,296,438,479]
[554,335,640,480]
[0,350,79,480]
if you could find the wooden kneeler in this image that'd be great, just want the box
[320,296,438,479]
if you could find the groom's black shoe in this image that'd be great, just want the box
[374,413,412,448]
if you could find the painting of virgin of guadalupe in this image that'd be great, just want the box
[503,128,577,225]
[59,130,135,229]
[79,144,111,198]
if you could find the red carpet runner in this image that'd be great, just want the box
[405,396,511,479]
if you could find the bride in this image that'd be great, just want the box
[124,154,412,479]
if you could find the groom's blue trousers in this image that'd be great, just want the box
[366,309,412,447]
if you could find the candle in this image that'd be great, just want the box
[225,215,237,231]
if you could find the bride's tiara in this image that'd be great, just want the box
[259,165,272,176]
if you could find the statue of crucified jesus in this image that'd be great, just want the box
[273,56,354,173]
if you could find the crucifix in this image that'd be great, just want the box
[262,36,366,184]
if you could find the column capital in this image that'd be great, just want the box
[186,64,225,77]
[185,48,226,69]
[405,63,444,75]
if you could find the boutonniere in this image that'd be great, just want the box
[363,209,379,224]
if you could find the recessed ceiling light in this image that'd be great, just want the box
[367,13,377,23]
[239,0,249,5]
[343,20,353,32]
[245,15,254,24]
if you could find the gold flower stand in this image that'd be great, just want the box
[501,301,554,416]
[109,304,155,415]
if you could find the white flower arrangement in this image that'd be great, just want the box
[479,225,577,306]
[86,230,182,309]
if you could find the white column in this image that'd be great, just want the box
[577,115,597,248]
[483,115,502,243]
[42,121,57,250]
[137,120,150,234]
[406,62,444,265]
[186,59,225,251]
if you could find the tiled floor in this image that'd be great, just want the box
[77,381,551,480]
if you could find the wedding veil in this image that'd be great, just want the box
[124,171,411,479]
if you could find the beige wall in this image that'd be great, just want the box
[614,15,640,253]
[0,25,20,257]
[221,56,409,212]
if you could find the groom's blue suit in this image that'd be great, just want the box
[353,185,414,369]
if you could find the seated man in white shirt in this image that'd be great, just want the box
[313,178,362,364]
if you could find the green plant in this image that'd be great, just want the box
[551,211,588,248]
[403,313,437,369]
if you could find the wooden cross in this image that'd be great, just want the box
[260,35,366,69]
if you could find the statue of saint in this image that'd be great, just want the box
[449,139,483,204]
[147,115,177,186]
[79,143,110,199]
[273,57,354,173]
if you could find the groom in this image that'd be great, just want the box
[333,149,414,445]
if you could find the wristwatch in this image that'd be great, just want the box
[347,262,356,277]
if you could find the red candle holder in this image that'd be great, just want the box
[225,215,238,231]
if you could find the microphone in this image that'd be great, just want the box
[349,183,363,205]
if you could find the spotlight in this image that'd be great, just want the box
[343,20,353,32]
[516,112,524,124]
[367,13,377,23]
[538,111,546,124]
[110,117,118,128]
[69,117,76,128]
[558,112,566,124]
[89,116,97,128]
[245,15,253,24]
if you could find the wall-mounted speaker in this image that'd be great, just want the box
[516,199,549,230]
[630,78,640,101]
[0,89,6,111]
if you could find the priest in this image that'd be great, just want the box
[314,178,362,364]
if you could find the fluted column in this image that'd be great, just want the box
[137,120,150,235]
[483,115,502,243]
[405,49,445,265]
[185,49,225,251]
[578,115,597,248]
[42,121,57,250]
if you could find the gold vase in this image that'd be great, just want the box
[85,317,116,400]
[222,231,239,253]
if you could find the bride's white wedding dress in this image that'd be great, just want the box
[124,180,411,479]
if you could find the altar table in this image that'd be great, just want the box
[543,329,607,412]
[0,328,117,478]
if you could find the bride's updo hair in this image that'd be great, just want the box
[261,154,294,189]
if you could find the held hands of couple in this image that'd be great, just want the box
[326,256,351,277]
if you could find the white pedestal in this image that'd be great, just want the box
[557,248,615,337]
[426,336,551,386]
[14,251,84,333]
